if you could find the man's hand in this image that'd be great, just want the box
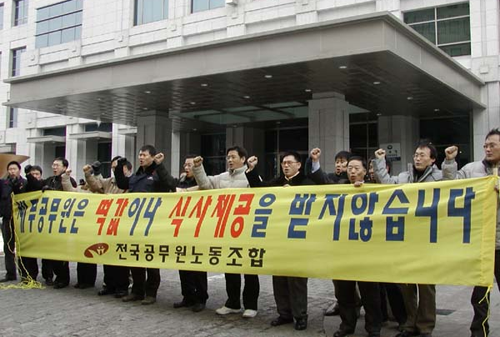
[193,156,203,167]
[310,148,321,162]
[445,146,459,160]
[64,169,72,176]
[247,156,258,171]
[353,181,364,187]
[83,164,93,174]
[374,149,386,159]
[154,153,165,164]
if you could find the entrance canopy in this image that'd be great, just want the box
[5,12,484,130]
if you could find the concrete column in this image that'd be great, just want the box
[226,126,265,170]
[308,92,350,173]
[66,123,87,181]
[377,115,419,174]
[136,111,173,172]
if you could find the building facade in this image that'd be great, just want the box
[0,0,497,179]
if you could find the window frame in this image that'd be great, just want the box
[134,0,168,26]
[13,0,29,26]
[11,47,26,77]
[35,0,83,49]
[403,2,471,57]
[191,0,225,14]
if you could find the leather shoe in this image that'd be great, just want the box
[419,334,432,337]
[325,302,340,316]
[294,317,307,331]
[270,316,293,326]
[122,293,144,302]
[395,331,418,337]
[114,290,128,298]
[333,329,355,337]
[191,303,206,312]
[54,282,69,289]
[173,299,193,309]
[98,288,115,296]
[0,277,17,283]
[141,296,156,305]
[45,278,54,286]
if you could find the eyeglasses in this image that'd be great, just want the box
[413,153,429,159]
[281,161,299,166]
[484,143,499,150]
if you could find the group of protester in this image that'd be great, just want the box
[0,128,499,337]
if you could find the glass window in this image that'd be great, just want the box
[209,0,224,9]
[403,8,434,24]
[11,47,26,77]
[0,4,4,30]
[49,16,63,31]
[8,108,18,128]
[411,22,436,44]
[36,35,49,48]
[36,0,83,49]
[192,0,224,13]
[437,3,469,19]
[14,0,29,26]
[48,30,62,46]
[134,0,168,26]
[62,13,76,28]
[62,0,77,14]
[437,17,470,44]
[61,27,75,43]
[37,7,50,21]
[404,2,470,57]
[43,127,66,136]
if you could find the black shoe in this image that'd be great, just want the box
[98,288,115,296]
[45,278,54,286]
[122,293,144,302]
[0,276,17,283]
[78,283,94,289]
[325,302,340,316]
[191,303,206,312]
[74,283,80,289]
[54,282,69,289]
[419,334,432,337]
[114,290,128,298]
[395,331,417,337]
[271,316,294,326]
[294,317,307,331]
[173,299,193,308]
[333,329,355,337]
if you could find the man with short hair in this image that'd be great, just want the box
[85,156,132,298]
[442,128,500,337]
[115,145,176,305]
[245,151,313,331]
[0,161,26,282]
[173,155,208,313]
[192,146,259,318]
[26,157,77,289]
[373,140,442,337]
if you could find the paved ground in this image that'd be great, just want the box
[0,259,499,337]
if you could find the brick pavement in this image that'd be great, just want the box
[0,261,498,337]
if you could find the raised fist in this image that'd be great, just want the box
[193,156,203,167]
[65,169,72,176]
[83,164,93,173]
[374,149,386,159]
[247,156,258,171]
[445,146,459,160]
[310,148,321,162]
[154,153,165,164]
[24,165,32,175]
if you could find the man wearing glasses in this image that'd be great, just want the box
[372,140,442,337]
[245,151,314,331]
[442,128,500,337]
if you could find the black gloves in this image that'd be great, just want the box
[91,161,101,175]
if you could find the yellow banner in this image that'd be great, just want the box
[13,176,497,286]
